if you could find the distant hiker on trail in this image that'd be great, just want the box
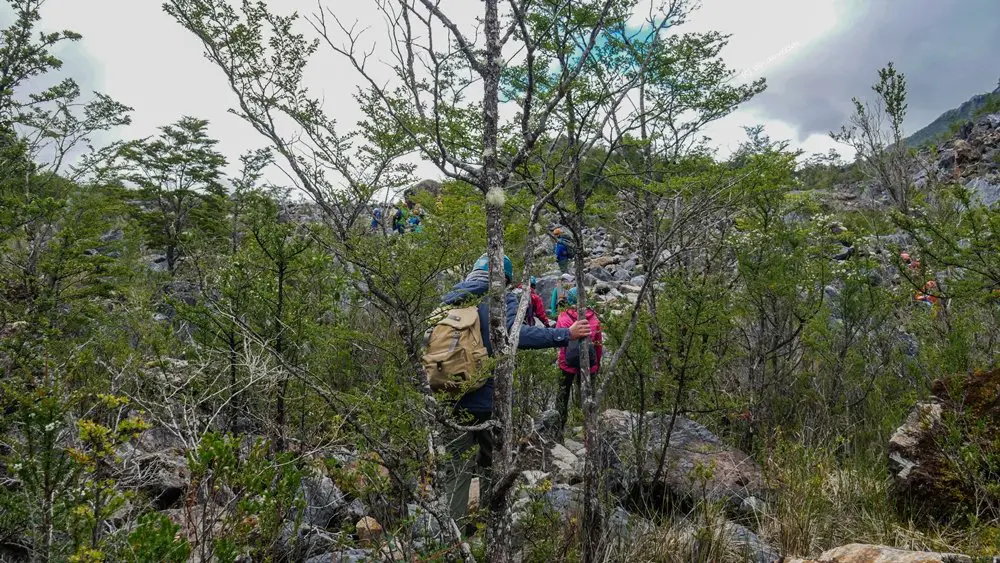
[915,279,939,307]
[549,281,570,320]
[392,204,408,234]
[408,204,423,233]
[553,228,575,274]
[901,252,921,271]
[529,277,554,327]
[370,207,382,233]
[424,254,591,528]
[554,287,602,440]
[513,276,552,327]
[511,283,536,327]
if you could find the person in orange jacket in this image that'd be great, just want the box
[915,279,938,306]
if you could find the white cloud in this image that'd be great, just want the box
[38,0,849,188]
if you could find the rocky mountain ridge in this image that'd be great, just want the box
[905,85,1000,148]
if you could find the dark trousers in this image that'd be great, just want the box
[442,409,494,525]
[556,369,581,439]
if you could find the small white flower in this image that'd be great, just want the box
[44,422,56,432]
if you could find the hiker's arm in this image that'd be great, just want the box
[506,294,569,348]
[517,325,570,349]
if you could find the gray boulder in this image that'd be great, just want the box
[824,285,840,300]
[146,254,168,272]
[280,522,344,561]
[408,503,443,541]
[602,409,765,513]
[725,520,782,563]
[594,282,613,295]
[100,228,124,242]
[548,442,581,484]
[590,266,614,282]
[119,426,189,510]
[305,550,372,563]
[343,498,368,522]
[541,484,582,519]
[603,289,625,302]
[889,402,942,490]
[534,276,561,307]
[300,475,346,529]
[874,232,912,249]
[965,176,1000,206]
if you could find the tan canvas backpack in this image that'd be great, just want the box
[422,305,489,395]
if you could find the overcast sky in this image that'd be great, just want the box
[20,0,1000,183]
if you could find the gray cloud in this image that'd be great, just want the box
[0,4,104,96]
[750,0,1000,141]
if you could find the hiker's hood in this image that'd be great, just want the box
[563,307,597,322]
[442,273,489,305]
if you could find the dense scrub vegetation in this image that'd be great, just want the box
[1,0,999,561]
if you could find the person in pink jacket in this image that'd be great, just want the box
[555,287,603,438]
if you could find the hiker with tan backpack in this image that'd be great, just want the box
[423,253,591,529]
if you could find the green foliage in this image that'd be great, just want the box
[4,1,1000,560]
[125,513,191,563]
[118,116,228,274]
[67,395,151,558]
[974,91,1000,119]
[186,433,306,562]
[0,386,81,561]
[515,479,581,563]
[794,149,849,192]
[832,62,912,212]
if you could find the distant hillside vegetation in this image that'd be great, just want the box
[906,86,1000,148]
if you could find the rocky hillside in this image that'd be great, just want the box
[905,86,1000,148]
[816,109,1000,213]
[912,111,1000,205]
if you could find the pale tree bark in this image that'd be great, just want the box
[481,3,517,560]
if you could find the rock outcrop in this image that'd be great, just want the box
[905,86,1000,148]
[783,543,972,563]
[888,402,944,499]
[918,111,1000,206]
[889,369,1000,520]
[601,409,765,512]
[531,226,645,310]
[118,426,190,510]
[300,474,346,529]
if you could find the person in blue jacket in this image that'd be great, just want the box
[439,253,591,527]
[553,227,575,274]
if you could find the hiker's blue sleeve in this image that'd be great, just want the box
[518,325,570,349]
[505,293,570,349]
